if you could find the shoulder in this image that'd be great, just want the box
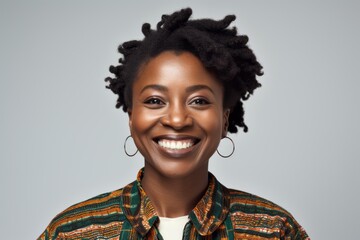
[227,188,310,239]
[228,188,291,216]
[38,186,129,240]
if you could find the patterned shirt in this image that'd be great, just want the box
[38,169,310,239]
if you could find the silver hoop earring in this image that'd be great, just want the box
[124,135,138,157]
[216,136,235,158]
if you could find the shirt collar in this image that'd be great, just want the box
[121,169,230,237]
[189,172,230,235]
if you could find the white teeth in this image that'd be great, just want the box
[158,139,194,150]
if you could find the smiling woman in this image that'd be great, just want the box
[38,8,310,240]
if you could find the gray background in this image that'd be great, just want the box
[1,1,359,239]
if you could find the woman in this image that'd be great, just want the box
[38,8,309,239]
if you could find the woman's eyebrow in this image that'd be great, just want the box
[140,84,215,94]
[140,84,168,93]
[186,85,215,94]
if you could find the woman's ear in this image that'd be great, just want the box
[128,109,133,133]
[222,109,230,138]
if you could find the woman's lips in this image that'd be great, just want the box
[153,136,200,157]
[158,139,194,150]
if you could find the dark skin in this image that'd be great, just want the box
[128,51,229,217]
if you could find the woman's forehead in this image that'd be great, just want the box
[133,51,223,92]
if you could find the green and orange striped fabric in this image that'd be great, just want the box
[38,169,309,239]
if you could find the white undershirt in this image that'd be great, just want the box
[158,215,189,240]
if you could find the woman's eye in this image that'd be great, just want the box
[144,98,164,105]
[191,98,210,105]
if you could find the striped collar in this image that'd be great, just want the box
[121,169,230,237]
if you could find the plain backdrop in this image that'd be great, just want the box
[1,1,359,239]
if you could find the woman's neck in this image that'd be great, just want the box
[141,164,208,218]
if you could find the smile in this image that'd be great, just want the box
[153,136,200,153]
[158,139,194,150]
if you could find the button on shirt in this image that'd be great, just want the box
[38,169,310,239]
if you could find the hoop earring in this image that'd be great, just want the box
[217,136,235,158]
[124,135,138,157]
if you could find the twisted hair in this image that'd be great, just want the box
[105,8,263,133]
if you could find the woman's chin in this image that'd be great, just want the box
[146,161,208,180]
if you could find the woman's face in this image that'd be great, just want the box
[129,51,229,178]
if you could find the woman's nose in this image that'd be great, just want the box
[160,104,193,130]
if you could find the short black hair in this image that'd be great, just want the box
[105,8,263,133]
